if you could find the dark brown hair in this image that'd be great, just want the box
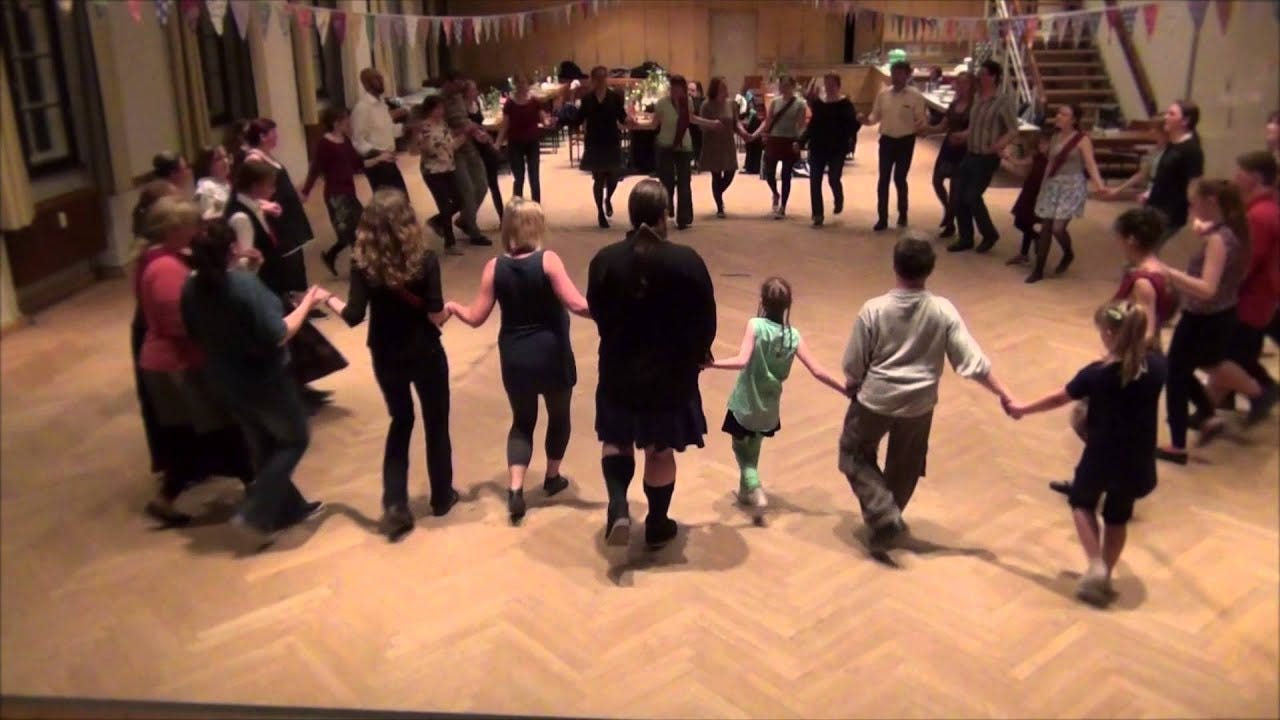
[1173,99,1200,133]
[1237,150,1278,187]
[893,234,936,283]
[1191,178,1251,258]
[1113,207,1166,254]
[233,158,278,194]
[243,118,278,148]
[321,105,349,132]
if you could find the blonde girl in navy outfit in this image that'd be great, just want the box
[1006,301,1166,607]
[706,277,846,508]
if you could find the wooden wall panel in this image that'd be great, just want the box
[445,0,983,88]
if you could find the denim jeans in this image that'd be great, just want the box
[372,344,453,509]
[228,377,311,533]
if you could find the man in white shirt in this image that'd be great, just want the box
[860,61,928,231]
[351,68,408,195]
[839,234,1012,552]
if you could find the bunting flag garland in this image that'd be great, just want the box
[179,0,200,31]
[1085,11,1102,43]
[314,5,330,39]
[1141,3,1159,37]
[229,0,250,38]
[276,0,290,35]
[154,0,172,25]
[207,0,228,35]
[330,10,345,46]
[127,0,143,22]
[254,0,270,36]
[364,12,375,46]
[1056,15,1071,46]
[1214,0,1233,32]
[1188,0,1210,30]
[295,4,312,29]
[1072,12,1086,46]
[376,14,393,47]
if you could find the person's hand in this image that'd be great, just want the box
[1137,190,1149,205]
[234,247,263,271]
[1192,217,1214,236]
[1002,396,1024,420]
[311,285,333,303]
[379,151,396,164]
[260,200,282,217]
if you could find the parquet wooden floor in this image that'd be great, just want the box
[2,133,1277,719]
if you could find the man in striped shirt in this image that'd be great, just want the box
[946,60,1021,253]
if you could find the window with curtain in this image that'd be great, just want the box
[197,7,257,126]
[312,0,344,107]
[0,0,77,176]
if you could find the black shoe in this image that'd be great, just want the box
[432,489,460,517]
[597,212,610,229]
[676,222,690,230]
[543,474,570,496]
[145,498,192,526]
[868,517,906,551]
[322,248,339,278]
[383,504,415,541]
[1155,447,1189,465]
[508,489,526,526]
[301,386,333,402]
[1025,269,1045,284]
[605,502,631,546]
[833,200,843,215]
[469,236,493,247]
[975,237,999,254]
[872,219,889,232]
[947,240,975,252]
[939,226,956,239]
[645,516,678,550]
[1054,250,1075,276]
[1246,384,1279,427]
[667,206,675,219]
[897,216,908,228]
[1049,481,1073,496]
[715,209,726,219]
[605,198,614,217]
[427,216,448,239]
[813,216,824,228]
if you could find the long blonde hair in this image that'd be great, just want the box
[501,198,546,255]
[1095,300,1149,385]
[352,189,433,287]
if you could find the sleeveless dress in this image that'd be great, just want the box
[722,317,800,437]
[1035,132,1088,220]
[698,98,739,174]
[494,250,577,395]
[1115,267,1178,329]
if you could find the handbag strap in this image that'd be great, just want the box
[1045,131,1085,178]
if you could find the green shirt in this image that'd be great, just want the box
[768,95,807,139]
[728,317,800,432]
[655,97,694,152]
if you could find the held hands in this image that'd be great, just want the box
[233,246,263,271]
[260,200,282,217]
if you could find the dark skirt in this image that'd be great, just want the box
[595,387,707,452]
[765,136,800,164]
[721,409,780,439]
[132,307,162,472]
[580,139,624,174]
[498,328,577,396]
[139,366,254,484]
[281,297,349,385]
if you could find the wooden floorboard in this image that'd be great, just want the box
[1,133,1277,719]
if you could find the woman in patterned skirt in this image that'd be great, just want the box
[1027,104,1107,284]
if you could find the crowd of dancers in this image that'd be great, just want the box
[128,55,1280,606]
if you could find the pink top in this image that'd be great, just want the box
[138,250,203,372]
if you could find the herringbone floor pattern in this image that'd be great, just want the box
[2,134,1277,718]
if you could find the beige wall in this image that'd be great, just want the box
[250,11,310,181]
[1092,0,1280,177]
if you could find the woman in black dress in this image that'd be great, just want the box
[576,65,629,229]
[586,179,717,550]
[240,118,313,297]
[446,199,591,525]
[925,71,973,238]
[320,190,458,541]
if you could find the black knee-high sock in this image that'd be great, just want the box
[643,482,674,521]
[602,455,635,508]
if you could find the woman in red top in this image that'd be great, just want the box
[498,73,549,204]
[1226,150,1280,422]
[1111,207,1178,347]
[301,106,386,277]
[137,197,251,524]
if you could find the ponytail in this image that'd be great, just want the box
[1095,300,1149,385]
[1191,178,1252,259]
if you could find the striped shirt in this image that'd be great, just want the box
[967,92,1019,155]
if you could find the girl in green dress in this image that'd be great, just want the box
[706,277,847,508]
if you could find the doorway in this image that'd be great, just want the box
[709,10,757,92]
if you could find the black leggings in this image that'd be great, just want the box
[764,156,796,210]
[423,171,461,245]
[508,140,541,202]
[710,171,735,211]
[1166,308,1235,449]
[591,172,619,213]
[506,387,572,467]
[1033,219,1075,273]
[478,144,504,220]
[932,153,962,230]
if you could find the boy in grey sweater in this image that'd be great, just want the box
[840,234,1013,550]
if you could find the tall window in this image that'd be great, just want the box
[197,7,256,126]
[0,0,77,176]
[312,0,344,107]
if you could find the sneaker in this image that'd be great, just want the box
[1025,270,1045,284]
[431,489,460,517]
[321,248,339,278]
[605,503,631,546]
[1246,384,1279,427]
[738,487,768,509]
[897,215,908,228]
[938,226,956,239]
[1154,446,1189,465]
[230,513,279,550]
[1075,566,1112,607]
[597,212,610,229]
[833,200,843,215]
[645,516,678,549]
[543,474,570,496]
[715,209,726,219]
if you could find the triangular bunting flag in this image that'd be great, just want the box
[1086,11,1101,43]
[128,0,143,22]
[93,0,111,19]
[179,0,200,31]
[1057,16,1070,45]
[331,10,345,45]
[295,4,311,29]
[276,1,290,35]
[154,0,172,25]
[407,16,419,48]
[376,14,393,46]
[229,0,249,38]
[364,13,375,46]
[313,6,329,40]
[1104,6,1120,43]
[1072,13,1086,46]
[442,17,452,45]
[255,0,271,36]
[564,2,572,23]
[206,0,228,35]
[1024,17,1039,46]
[518,13,526,38]
[1121,6,1138,34]
[1214,0,1233,32]
[1188,0,1209,31]
[1142,3,1159,37]
[454,17,464,44]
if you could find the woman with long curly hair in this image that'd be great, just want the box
[320,190,457,540]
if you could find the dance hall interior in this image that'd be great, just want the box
[1,0,1278,718]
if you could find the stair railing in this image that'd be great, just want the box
[992,0,1036,122]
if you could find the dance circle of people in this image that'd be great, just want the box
[129,58,1279,608]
